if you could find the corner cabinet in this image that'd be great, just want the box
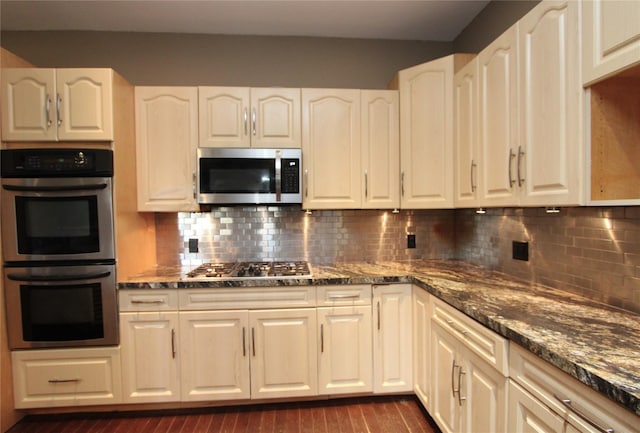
[1,68,114,141]
[198,87,301,148]
[395,54,473,209]
[135,86,199,212]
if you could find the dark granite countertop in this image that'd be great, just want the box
[119,260,640,417]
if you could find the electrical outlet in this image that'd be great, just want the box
[407,234,416,249]
[512,241,529,261]
[188,238,199,253]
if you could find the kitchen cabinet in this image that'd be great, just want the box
[1,68,113,141]
[508,343,638,433]
[361,90,400,209]
[11,347,121,409]
[412,286,431,410]
[198,87,301,148]
[429,298,508,433]
[453,57,480,208]
[373,284,412,393]
[135,86,199,212]
[394,54,473,209]
[317,285,373,395]
[301,88,361,209]
[120,311,181,403]
[582,0,640,86]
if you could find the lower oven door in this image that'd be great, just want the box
[4,264,118,350]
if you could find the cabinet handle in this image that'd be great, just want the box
[48,378,81,384]
[364,171,368,199]
[517,145,525,187]
[251,327,256,357]
[242,327,246,357]
[328,294,360,300]
[243,107,248,136]
[553,395,614,433]
[508,149,516,187]
[171,328,176,359]
[45,95,52,127]
[445,319,468,336]
[252,108,257,136]
[56,94,62,126]
[320,324,324,353]
[192,171,197,199]
[470,160,477,193]
[451,360,458,398]
[130,299,164,305]
[457,367,466,405]
[377,301,381,331]
[304,169,309,198]
[401,171,405,197]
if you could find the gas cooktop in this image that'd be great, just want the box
[185,261,312,280]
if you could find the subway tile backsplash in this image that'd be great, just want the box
[154,205,640,315]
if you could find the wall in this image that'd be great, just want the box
[0,31,452,89]
[155,207,456,268]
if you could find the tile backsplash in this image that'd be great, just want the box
[154,205,640,315]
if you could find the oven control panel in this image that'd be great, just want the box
[1,149,113,177]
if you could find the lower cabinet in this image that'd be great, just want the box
[412,286,431,409]
[508,380,564,433]
[12,347,122,408]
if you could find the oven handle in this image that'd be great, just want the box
[2,183,108,193]
[7,271,112,282]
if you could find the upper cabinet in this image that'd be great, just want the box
[199,87,301,148]
[395,54,473,209]
[582,0,640,86]
[135,86,199,212]
[1,68,114,141]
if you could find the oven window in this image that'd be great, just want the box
[15,196,100,255]
[201,158,275,193]
[20,283,104,342]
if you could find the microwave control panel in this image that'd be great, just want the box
[281,159,300,193]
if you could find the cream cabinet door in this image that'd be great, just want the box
[398,56,456,209]
[179,310,250,401]
[249,308,317,399]
[198,87,250,148]
[583,0,640,85]
[120,312,180,403]
[317,306,372,395]
[56,69,113,141]
[251,87,301,149]
[302,88,361,209]
[478,24,520,207]
[373,284,412,393]
[2,68,56,141]
[454,57,480,208]
[430,322,460,433]
[518,0,583,206]
[361,90,400,209]
[508,381,564,433]
[135,86,198,211]
[413,287,431,410]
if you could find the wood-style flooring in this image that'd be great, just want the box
[7,396,441,433]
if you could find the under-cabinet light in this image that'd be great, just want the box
[475,208,487,214]
[545,207,561,214]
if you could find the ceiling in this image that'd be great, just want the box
[0,0,490,42]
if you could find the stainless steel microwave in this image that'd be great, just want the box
[197,148,302,205]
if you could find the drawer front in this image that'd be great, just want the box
[509,344,638,432]
[179,286,316,310]
[431,297,508,376]
[12,347,122,408]
[119,289,178,311]
[316,285,371,306]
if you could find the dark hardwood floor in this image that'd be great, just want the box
[8,396,441,433]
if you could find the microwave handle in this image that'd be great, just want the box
[275,150,282,202]
[2,183,108,193]
[7,271,112,282]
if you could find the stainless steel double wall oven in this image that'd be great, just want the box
[1,148,118,349]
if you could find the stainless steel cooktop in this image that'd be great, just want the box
[185,261,312,280]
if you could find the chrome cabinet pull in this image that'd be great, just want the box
[56,94,62,126]
[377,301,381,331]
[401,171,405,197]
[304,169,309,198]
[451,360,458,398]
[470,160,477,193]
[243,107,248,136]
[328,294,360,300]
[517,145,525,187]
[364,171,368,198]
[553,395,614,433]
[192,171,197,199]
[45,95,52,127]
[320,324,324,353]
[130,299,164,305]
[252,108,256,136]
[251,327,256,357]
[48,378,81,384]
[457,367,466,405]
[171,329,176,359]
[242,327,246,357]
[508,149,516,187]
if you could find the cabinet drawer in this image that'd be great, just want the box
[12,347,122,408]
[431,297,508,376]
[119,289,178,311]
[316,285,371,306]
[179,286,316,310]
[510,344,638,432]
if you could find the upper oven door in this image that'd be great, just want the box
[1,177,115,263]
